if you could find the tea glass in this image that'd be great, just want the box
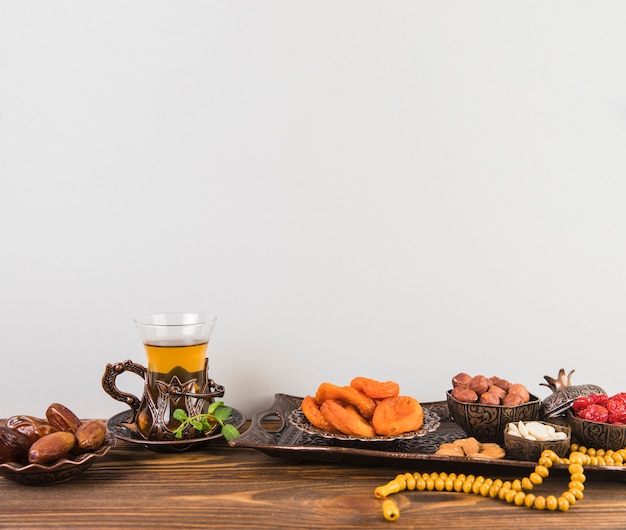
[102,312,224,441]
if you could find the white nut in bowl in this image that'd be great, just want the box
[506,421,568,442]
[504,420,571,461]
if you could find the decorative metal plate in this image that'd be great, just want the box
[0,432,116,486]
[107,408,246,452]
[230,394,626,478]
[288,407,440,442]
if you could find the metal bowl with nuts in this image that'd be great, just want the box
[446,390,541,444]
[504,421,571,461]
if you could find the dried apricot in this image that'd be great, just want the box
[372,396,424,436]
[315,382,376,419]
[320,399,376,437]
[350,377,400,400]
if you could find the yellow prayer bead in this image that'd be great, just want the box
[546,495,558,511]
[479,482,491,497]
[514,491,526,506]
[382,498,400,521]
[505,489,517,503]
[568,463,584,475]
[561,491,576,505]
[534,495,546,510]
[542,450,559,462]
[568,452,585,465]
[570,472,586,484]
[521,477,533,491]
[569,480,585,492]
[524,493,536,508]
[538,456,553,468]
[557,496,570,512]
[570,487,584,500]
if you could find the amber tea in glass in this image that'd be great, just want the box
[102,313,222,441]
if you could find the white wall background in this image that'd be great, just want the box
[1,1,626,421]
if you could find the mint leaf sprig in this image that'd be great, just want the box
[172,401,240,441]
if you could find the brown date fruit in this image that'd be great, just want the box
[451,387,478,403]
[35,424,59,438]
[28,431,76,464]
[0,426,31,465]
[6,415,50,444]
[75,420,107,451]
[46,403,81,433]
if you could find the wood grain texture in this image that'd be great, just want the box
[2,430,626,529]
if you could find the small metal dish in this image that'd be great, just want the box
[568,411,626,451]
[504,422,571,461]
[0,432,116,486]
[446,390,541,444]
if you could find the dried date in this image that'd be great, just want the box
[46,403,81,433]
[75,420,107,451]
[28,431,76,464]
[0,426,31,465]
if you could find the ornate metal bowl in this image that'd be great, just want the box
[504,422,571,461]
[0,432,115,486]
[568,411,626,451]
[446,390,541,444]
[540,369,605,419]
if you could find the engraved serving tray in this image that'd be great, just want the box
[230,394,626,479]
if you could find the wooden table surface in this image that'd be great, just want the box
[2,424,626,529]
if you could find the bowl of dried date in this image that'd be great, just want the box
[567,392,626,451]
[504,420,571,461]
[0,403,115,486]
[446,373,541,444]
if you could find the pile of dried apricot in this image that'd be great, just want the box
[301,377,423,437]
